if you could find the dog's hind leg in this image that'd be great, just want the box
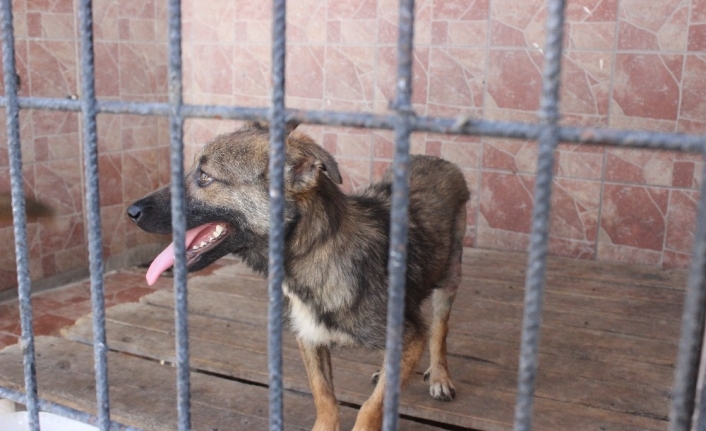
[424,207,465,401]
[352,332,426,431]
[298,339,340,431]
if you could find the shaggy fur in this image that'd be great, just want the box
[127,122,470,431]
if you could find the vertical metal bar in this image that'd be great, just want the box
[0,0,40,430]
[78,0,110,431]
[697,358,706,431]
[382,0,415,430]
[166,0,190,430]
[268,0,286,429]
[513,0,566,430]
[669,156,706,431]
[77,1,110,429]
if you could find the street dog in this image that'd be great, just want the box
[127,122,470,431]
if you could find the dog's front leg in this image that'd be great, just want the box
[352,333,426,431]
[298,338,340,431]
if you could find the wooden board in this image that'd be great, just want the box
[57,246,686,431]
[0,337,432,431]
[0,248,680,431]
[63,300,671,426]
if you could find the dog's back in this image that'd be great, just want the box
[357,154,469,327]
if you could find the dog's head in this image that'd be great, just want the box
[127,121,342,284]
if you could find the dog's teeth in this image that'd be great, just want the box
[199,241,207,247]
[214,224,224,236]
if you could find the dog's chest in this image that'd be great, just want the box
[282,283,354,346]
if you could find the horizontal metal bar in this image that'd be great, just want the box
[0,96,702,152]
[0,387,142,431]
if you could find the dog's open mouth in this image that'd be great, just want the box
[145,222,230,285]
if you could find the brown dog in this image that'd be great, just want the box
[127,122,469,431]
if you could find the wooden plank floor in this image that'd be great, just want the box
[0,248,688,430]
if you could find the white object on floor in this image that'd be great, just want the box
[0,411,98,431]
[0,400,14,416]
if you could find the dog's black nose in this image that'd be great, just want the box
[126,203,142,223]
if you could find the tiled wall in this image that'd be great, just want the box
[1,0,703,294]
[182,0,706,269]
[0,0,169,293]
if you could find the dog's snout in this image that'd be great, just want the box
[126,203,143,223]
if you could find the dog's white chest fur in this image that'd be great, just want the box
[283,283,354,346]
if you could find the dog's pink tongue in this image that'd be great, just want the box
[146,242,177,286]
[145,224,213,286]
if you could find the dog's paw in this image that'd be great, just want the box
[370,370,380,385]
[424,366,456,402]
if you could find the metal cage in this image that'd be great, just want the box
[0,0,705,430]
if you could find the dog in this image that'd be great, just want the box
[127,121,470,431]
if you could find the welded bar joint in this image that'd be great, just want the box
[513,0,566,430]
[0,0,40,429]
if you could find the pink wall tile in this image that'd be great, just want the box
[612,53,682,123]
[93,0,120,40]
[482,139,538,174]
[617,0,689,51]
[551,178,600,243]
[561,51,611,119]
[555,144,604,180]
[605,149,676,187]
[428,47,485,112]
[98,153,123,207]
[324,45,375,110]
[191,44,234,97]
[688,24,706,51]
[375,47,429,110]
[479,172,534,236]
[681,55,706,122]
[6,0,706,293]
[287,45,325,99]
[565,0,618,50]
[665,190,698,262]
[288,0,327,43]
[27,40,77,97]
[34,159,83,216]
[336,157,372,194]
[490,0,546,48]
[118,42,167,101]
[231,45,270,102]
[598,184,668,265]
[183,1,236,44]
[122,149,162,203]
[487,49,542,113]
[431,0,488,47]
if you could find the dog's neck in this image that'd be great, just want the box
[287,178,350,255]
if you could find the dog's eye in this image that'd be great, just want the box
[197,170,213,187]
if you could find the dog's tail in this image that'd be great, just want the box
[0,193,54,222]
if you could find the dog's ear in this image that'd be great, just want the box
[244,120,299,135]
[286,144,343,193]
